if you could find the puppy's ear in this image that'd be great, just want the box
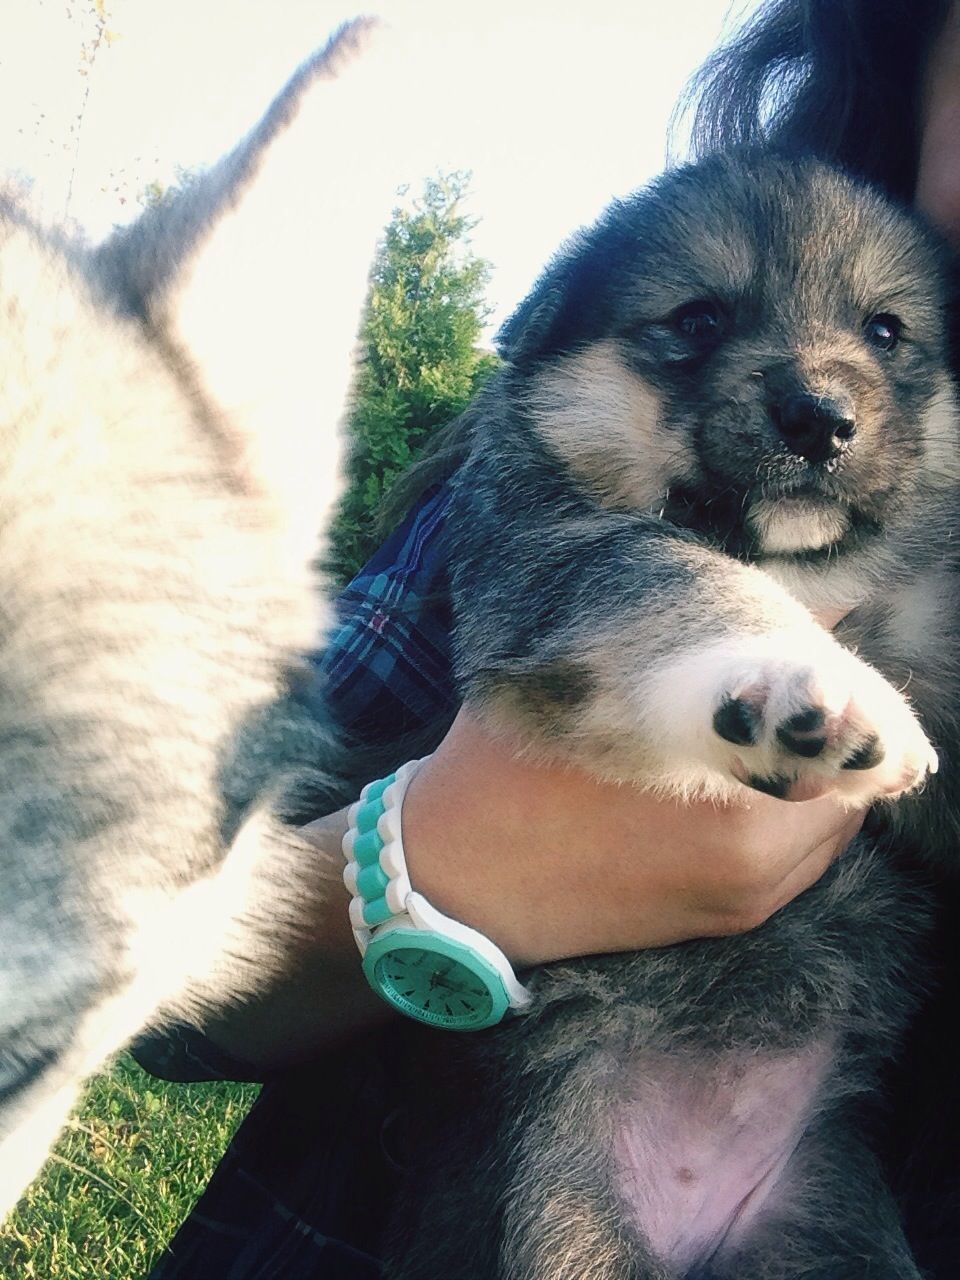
[93,20,402,552]
[497,234,598,367]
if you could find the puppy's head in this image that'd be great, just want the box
[504,154,957,557]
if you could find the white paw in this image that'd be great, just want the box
[654,633,937,804]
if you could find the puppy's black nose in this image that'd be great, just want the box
[771,394,856,463]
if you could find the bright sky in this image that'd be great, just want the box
[0,0,761,335]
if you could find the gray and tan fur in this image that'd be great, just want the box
[0,21,398,1215]
[377,156,960,1278]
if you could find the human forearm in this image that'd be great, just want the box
[204,710,861,1070]
[203,808,394,1070]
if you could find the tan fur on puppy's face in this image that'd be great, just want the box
[748,498,851,554]
[525,341,695,512]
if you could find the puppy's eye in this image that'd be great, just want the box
[672,300,725,342]
[863,312,903,351]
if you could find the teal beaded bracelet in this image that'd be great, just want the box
[342,757,428,949]
[341,755,532,1027]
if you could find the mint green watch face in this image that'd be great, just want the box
[363,931,509,1030]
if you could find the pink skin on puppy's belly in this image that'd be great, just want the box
[611,1041,835,1272]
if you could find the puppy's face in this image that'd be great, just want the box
[507,156,957,557]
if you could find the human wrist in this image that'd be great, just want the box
[342,760,532,1028]
[398,724,631,969]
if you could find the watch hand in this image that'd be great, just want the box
[428,973,460,993]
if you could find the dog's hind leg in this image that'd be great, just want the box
[385,1083,661,1280]
[392,1184,660,1280]
[493,1091,674,1280]
[501,1181,667,1280]
[705,1119,920,1280]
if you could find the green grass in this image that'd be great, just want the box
[0,1055,258,1279]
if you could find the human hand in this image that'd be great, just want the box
[402,707,864,968]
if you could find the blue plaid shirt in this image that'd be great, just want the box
[139,485,457,1278]
[320,484,457,747]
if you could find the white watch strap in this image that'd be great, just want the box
[341,756,531,1011]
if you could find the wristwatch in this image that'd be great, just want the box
[342,758,531,1030]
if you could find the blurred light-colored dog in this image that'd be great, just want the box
[0,19,393,1214]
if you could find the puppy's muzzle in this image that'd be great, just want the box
[769,392,856,464]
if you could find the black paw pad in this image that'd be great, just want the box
[784,707,825,734]
[746,772,792,799]
[841,735,884,771]
[776,726,827,758]
[714,696,760,746]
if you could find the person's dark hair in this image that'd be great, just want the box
[683,0,952,201]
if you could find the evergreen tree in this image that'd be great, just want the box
[328,172,498,582]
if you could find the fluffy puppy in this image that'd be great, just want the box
[380,155,960,1280]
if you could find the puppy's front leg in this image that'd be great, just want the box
[632,622,936,805]
[452,506,935,806]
